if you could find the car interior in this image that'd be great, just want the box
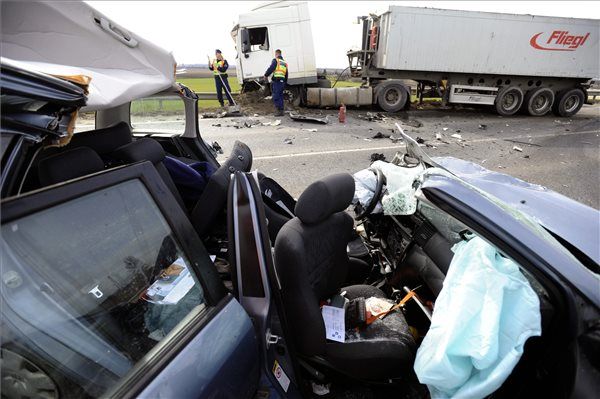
[4,90,566,398]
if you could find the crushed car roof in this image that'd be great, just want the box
[434,156,600,266]
[1,1,176,111]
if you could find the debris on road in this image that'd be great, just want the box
[400,119,423,128]
[212,123,222,127]
[389,135,402,143]
[289,112,329,124]
[512,146,523,152]
[478,124,487,130]
[283,137,294,145]
[372,131,391,139]
[415,136,425,144]
[504,138,542,147]
[262,119,282,126]
[451,133,463,139]
[358,112,387,122]
[370,153,386,162]
[302,128,318,132]
[442,127,449,131]
[200,111,228,119]
[212,141,224,154]
[435,132,442,140]
[554,119,571,125]
[243,119,261,128]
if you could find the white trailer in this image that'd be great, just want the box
[348,6,599,116]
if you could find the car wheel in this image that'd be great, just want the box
[524,87,554,116]
[376,81,409,112]
[1,348,59,399]
[553,88,585,117]
[495,86,524,116]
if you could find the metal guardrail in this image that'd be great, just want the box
[196,92,240,101]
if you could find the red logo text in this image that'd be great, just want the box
[530,31,590,51]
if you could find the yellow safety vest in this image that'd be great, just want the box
[273,59,287,79]
[212,59,226,75]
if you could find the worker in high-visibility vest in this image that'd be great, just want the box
[263,49,288,116]
[208,49,234,108]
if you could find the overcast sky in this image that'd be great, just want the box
[87,1,600,68]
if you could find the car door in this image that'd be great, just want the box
[419,173,598,397]
[0,161,260,399]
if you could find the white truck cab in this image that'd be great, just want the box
[231,1,317,89]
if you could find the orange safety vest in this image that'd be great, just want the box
[212,59,226,75]
[273,59,287,79]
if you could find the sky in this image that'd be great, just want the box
[87,1,600,68]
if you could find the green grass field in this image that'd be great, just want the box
[132,77,367,113]
[178,77,241,108]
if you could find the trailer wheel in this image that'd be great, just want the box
[376,81,409,112]
[553,88,585,117]
[495,86,524,116]
[524,87,554,116]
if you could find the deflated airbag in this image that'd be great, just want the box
[414,236,542,398]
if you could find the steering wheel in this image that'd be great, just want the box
[355,167,385,220]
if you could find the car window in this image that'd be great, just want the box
[130,96,185,134]
[1,179,208,397]
[249,27,269,51]
[1,133,15,161]
[74,111,96,133]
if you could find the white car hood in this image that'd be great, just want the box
[1,1,176,110]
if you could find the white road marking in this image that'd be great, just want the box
[254,129,599,161]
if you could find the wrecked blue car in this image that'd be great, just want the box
[1,2,598,399]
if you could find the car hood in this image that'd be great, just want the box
[1,1,176,111]
[433,156,600,265]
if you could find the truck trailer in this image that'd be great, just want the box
[233,2,599,116]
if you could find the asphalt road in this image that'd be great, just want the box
[201,103,599,209]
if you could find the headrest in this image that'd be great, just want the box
[69,122,132,155]
[111,138,165,165]
[295,173,355,224]
[38,147,104,187]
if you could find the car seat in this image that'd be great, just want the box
[274,173,416,380]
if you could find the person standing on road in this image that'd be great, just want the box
[208,49,234,108]
[263,49,288,116]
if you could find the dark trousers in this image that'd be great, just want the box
[271,80,285,111]
[214,75,234,106]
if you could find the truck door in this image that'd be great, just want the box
[239,26,274,81]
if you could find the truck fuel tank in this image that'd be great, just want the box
[306,87,373,107]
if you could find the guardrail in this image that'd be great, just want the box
[196,92,240,101]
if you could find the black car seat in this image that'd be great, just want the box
[190,140,253,238]
[274,173,416,380]
[68,121,132,160]
[110,138,186,210]
[38,147,105,187]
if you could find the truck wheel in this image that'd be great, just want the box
[553,88,585,117]
[376,81,409,112]
[495,86,524,116]
[524,87,554,116]
[283,86,302,107]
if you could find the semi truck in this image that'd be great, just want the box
[232,1,599,116]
